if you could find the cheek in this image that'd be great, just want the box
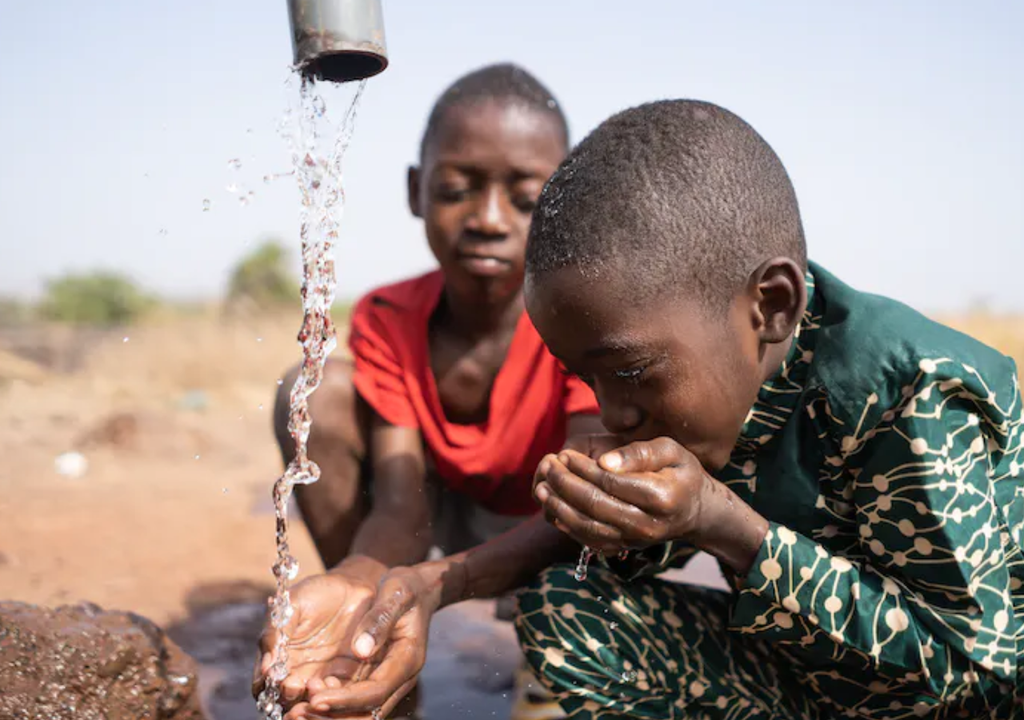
[424,207,463,247]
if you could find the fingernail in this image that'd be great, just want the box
[557,452,569,465]
[535,484,550,502]
[602,453,622,470]
[354,633,375,658]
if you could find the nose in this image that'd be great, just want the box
[465,185,511,238]
[594,383,644,436]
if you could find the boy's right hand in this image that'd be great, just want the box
[251,556,386,711]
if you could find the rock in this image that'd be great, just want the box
[0,600,207,720]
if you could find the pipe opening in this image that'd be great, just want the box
[300,51,388,83]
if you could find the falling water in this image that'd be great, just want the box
[256,76,367,720]
[574,546,595,582]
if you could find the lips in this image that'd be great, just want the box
[455,252,512,277]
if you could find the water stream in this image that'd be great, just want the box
[256,75,367,720]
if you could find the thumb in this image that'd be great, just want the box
[599,437,687,474]
[351,576,417,660]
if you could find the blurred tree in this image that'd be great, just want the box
[226,240,300,311]
[41,272,154,325]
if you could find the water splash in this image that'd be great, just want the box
[256,75,367,720]
[202,199,212,212]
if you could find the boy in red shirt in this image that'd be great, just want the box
[269,63,600,718]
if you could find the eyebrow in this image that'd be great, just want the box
[434,160,553,181]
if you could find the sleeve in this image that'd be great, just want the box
[563,373,601,416]
[731,357,1023,698]
[347,296,418,428]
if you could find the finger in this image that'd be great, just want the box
[309,642,421,713]
[350,578,417,660]
[599,437,688,474]
[540,488,623,553]
[251,652,269,698]
[284,701,312,720]
[281,671,310,705]
[542,460,652,538]
[533,453,559,493]
[557,450,657,509]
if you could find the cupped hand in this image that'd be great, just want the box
[533,436,711,555]
[252,558,384,711]
[286,565,444,719]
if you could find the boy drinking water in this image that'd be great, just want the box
[260,100,1023,719]
[265,64,599,718]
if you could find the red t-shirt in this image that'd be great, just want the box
[349,270,599,516]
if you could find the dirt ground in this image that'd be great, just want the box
[2,309,1023,718]
[0,313,321,625]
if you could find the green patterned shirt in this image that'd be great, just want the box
[610,262,1024,716]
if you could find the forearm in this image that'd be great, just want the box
[346,505,433,570]
[419,515,577,609]
[693,476,769,577]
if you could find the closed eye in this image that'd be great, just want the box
[613,366,647,385]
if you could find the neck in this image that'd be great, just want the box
[441,284,524,338]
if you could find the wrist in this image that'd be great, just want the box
[330,554,389,584]
[412,557,468,611]
[692,473,769,576]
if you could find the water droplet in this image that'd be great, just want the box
[227,158,243,170]
[269,660,288,683]
[122,336,129,343]
[246,127,254,135]
[202,198,211,212]
[574,546,594,582]
[276,378,284,386]
[225,183,239,193]
[256,337,263,343]
[263,174,275,184]
[158,228,168,236]
[258,404,264,410]
[609,621,619,631]
[194,454,200,460]
[222,487,228,494]
[371,709,383,720]
[620,669,638,683]
[547,99,557,109]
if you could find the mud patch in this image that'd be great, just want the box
[0,600,205,720]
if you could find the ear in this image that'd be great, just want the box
[407,166,422,218]
[748,257,806,345]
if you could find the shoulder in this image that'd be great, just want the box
[808,263,1019,424]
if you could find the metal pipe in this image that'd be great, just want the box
[286,0,388,83]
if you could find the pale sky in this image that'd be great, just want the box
[1,1,1021,311]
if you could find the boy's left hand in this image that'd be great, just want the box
[533,436,710,555]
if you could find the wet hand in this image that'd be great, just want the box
[251,559,383,710]
[290,565,442,719]
[534,436,712,555]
